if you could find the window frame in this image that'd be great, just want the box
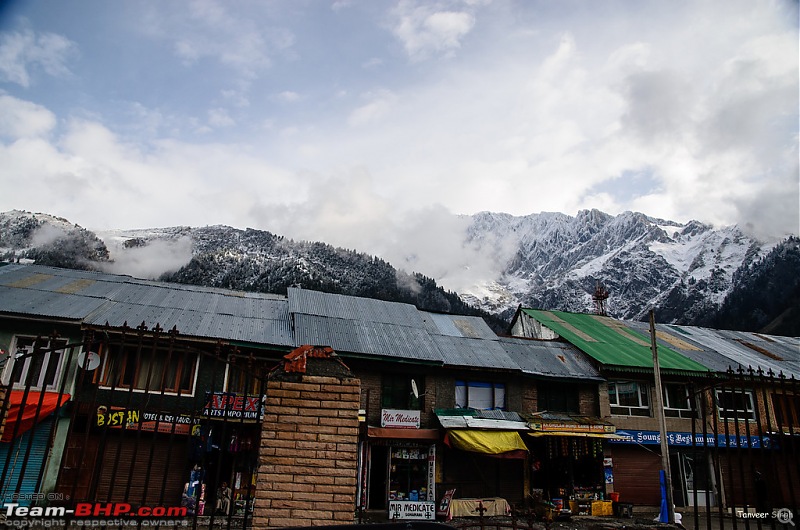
[455,380,506,411]
[715,389,756,421]
[2,336,68,391]
[537,382,580,414]
[99,342,198,395]
[608,380,651,417]
[771,393,800,429]
[663,383,695,418]
[380,374,423,410]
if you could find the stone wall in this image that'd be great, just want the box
[253,354,360,528]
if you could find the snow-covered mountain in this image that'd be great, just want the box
[1,209,797,335]
[457,209,774,323]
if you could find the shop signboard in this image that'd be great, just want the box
[530,420,615,433]
[609,429,770,448]
[203,392,263,421]
[381,409,421,429]
[389,501,436,520]
[96,406,198,435]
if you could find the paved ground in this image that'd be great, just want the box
[359,507,695,530]
[396,508,729,530]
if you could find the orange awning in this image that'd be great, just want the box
[2,391,71,442]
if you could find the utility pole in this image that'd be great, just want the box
[650,309,674,524]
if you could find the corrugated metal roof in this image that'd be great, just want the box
[0,263,293,346]
[498,336,604,381]
[436,409,528,430]
[437,416,529,430]
[521,309,710,373]
[288,287,425,326]
[655,324,800,378]
[421,312,498,340]
[0,285,109,320]
[292,313,443,362]
[432,335,519,370]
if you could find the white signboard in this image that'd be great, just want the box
[389,501,436,520]
[381,409,420,429]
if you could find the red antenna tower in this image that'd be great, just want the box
[593,282,609,316]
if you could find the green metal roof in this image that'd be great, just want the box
[521,309,710,373]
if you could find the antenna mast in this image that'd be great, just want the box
[593,282,609,316]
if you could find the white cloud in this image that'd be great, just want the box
[276,91,301,103]
[208,108,235,128]
[140,0,293,80]
[0,28,76,87]
[348,90,397,126]
[250,169,515,292]
[0,94,56,138]
[100,236,194,279]
[390,1,476,61]
[0,0,796,259]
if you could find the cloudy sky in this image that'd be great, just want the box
[0,0,797,260]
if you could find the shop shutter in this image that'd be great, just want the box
[0,417,54,506]
[609,446,662,505]
[95,433,186,506]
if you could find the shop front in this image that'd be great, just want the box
[198,392,263,516]
[436,410,530,511]
[608,429,767,507]
[0,390,71,506]
[361,409,439,520]
[526,413,620,512]
[56,404,196,506]
[54,391,263,515]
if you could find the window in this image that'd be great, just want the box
[715,389,755,421]
[772,393,800,429]
[381,375,423,410]
[663,383,695,418]
[538,382,579,413]
[455,381,505,410]
[100,342,197,394]
[608,381,650,416]
[2,336,67,391]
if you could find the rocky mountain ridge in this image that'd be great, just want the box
[1,209,797,336]
[458,210,768,320]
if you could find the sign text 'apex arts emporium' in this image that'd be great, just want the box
[203,392,263,421]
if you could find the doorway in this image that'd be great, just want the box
[368,445,388,510]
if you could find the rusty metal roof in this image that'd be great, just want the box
[421,312,499,340]
[431,334,519,370]
[498,336,604,381]
[625,321,800,379]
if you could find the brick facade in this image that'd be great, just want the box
[253,355,361,528]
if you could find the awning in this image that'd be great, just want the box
[2,391,71,442]
[525,412,617,437]
[528,431,626,439]
[367,427,439,440]
[445,429,528,458]
[436,408,529,430]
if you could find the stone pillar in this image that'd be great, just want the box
[253,346,361,528]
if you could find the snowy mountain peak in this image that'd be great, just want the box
[459,210,778,322]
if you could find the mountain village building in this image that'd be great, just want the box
[510,308,800,511]
[0,262,798,528]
